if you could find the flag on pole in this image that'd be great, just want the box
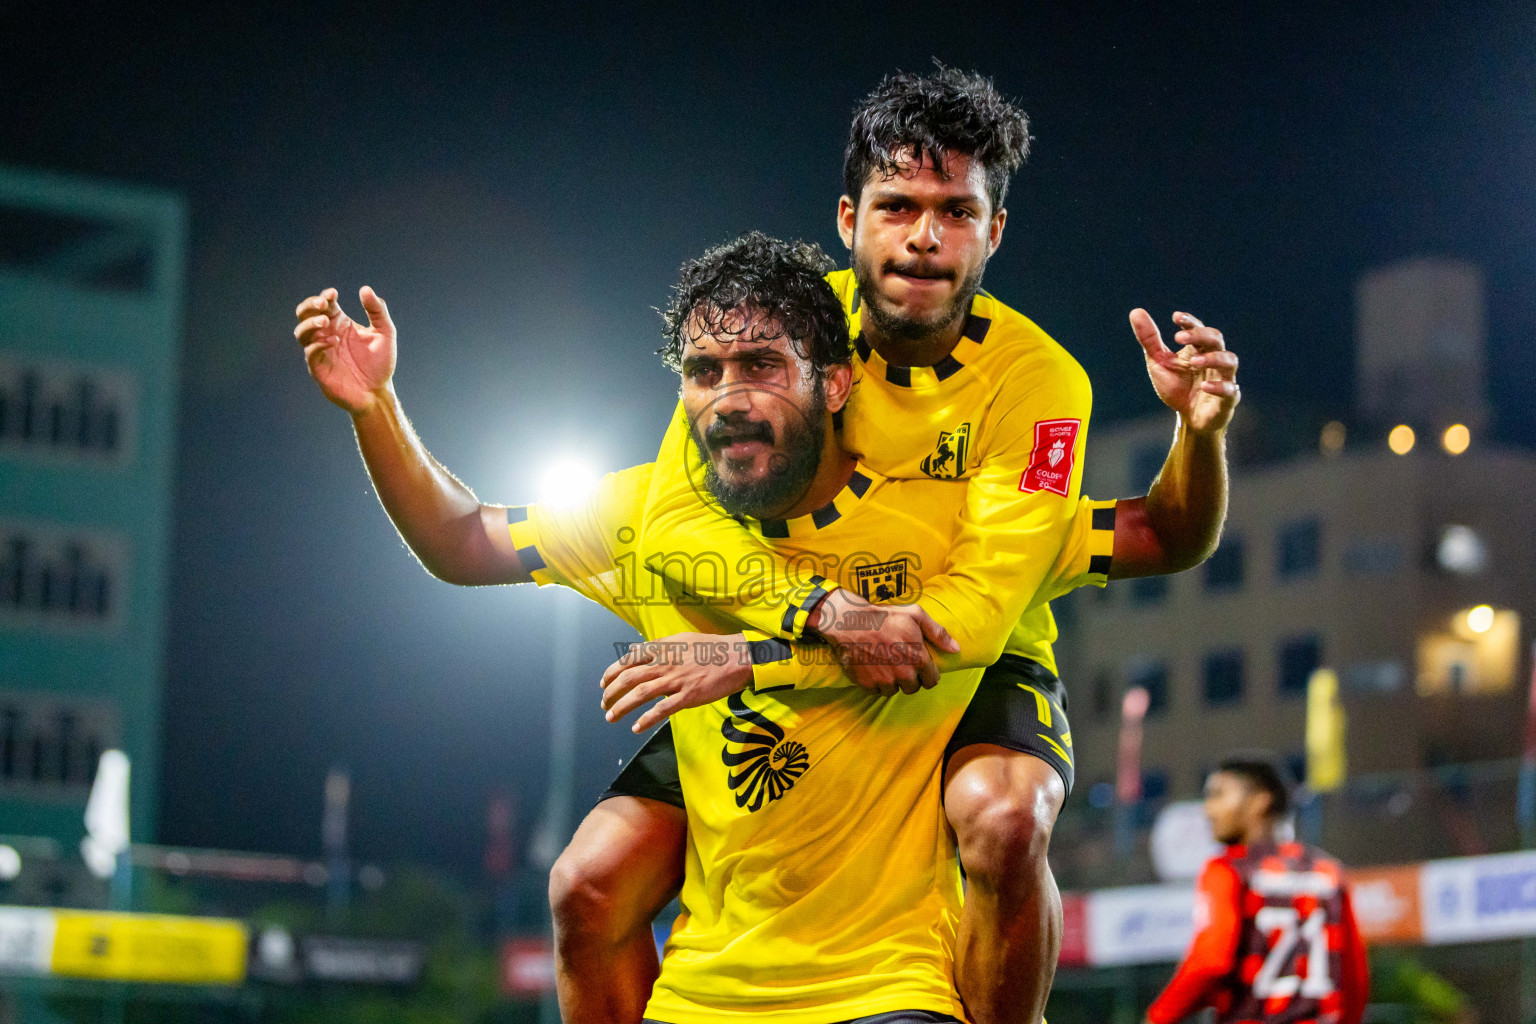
[1306,668,1346,793]
[81,750,130,880]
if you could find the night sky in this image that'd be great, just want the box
[2,2,1532,876]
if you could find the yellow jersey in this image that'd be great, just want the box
[636,268,1093,675]
[513,462,1110,1024]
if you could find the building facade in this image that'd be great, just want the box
[1056,258,1534,877]
[0,166,185,870]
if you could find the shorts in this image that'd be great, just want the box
[942,653,1074,795]
[599,654,1073,809]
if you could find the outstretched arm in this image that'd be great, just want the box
[294,287,527,586]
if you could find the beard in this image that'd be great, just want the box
[852,244,987,344]
[693,383,826,520]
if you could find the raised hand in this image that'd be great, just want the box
[294,286,398,415]
[1129,309,1240,434]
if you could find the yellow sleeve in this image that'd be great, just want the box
[749,495,1115,693]
[1030,496,1116,607]
[518,463,652,631]
[636,402,839,640]
[924,357,1093,671]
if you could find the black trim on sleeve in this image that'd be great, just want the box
[507,505,529,523]
[1088,553,1112,576]
[1091,505,1116,532]
[748,637,794,664]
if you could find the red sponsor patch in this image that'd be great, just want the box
[1019,418,1080,496]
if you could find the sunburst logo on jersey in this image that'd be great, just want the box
[721,692,808,812]
[920,423,970,479]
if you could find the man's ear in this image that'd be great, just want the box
[823,361,854,414]
[988,207,1007,256]
[836,196,856,251]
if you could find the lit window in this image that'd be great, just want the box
[1442,424,1470,455]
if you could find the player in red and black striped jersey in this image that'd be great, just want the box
[1147,754,1369,1024]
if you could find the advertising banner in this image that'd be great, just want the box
[1347,863,1423,944]
[1084,883,1195,966]
[500,936,555,997]
[1058,892,1089,968]
[0,907,56,974]
[50,910,247,985]
[1421,850,1536,945]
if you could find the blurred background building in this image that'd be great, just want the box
[1050,255,1536,1023]
[0,165,186,901]
[1059,256,1534,880]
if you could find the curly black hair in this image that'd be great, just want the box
[844,65,1031,214]
[1215,751,1293,818]
[657,231,851,374]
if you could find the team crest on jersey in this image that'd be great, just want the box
[920,423,970,479]
[721,692,808,813]
[854,559,908,603]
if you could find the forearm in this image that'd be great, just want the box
[351,386,516,585]
[1142,416,1227,573]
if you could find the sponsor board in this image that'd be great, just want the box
[1347,863,1423,944]
[302,935,424,985]
[1058,893,1089,968]
[500,936,555,997]
[0,907,56,974]
[1422,850,1536,945]
[50,910,247,985]
[1084,883,1195,966]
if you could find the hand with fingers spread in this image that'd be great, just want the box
[294,286,398,415]
[600,635,755,733]
[1129,309,1240,435]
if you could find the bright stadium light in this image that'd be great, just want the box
[1466,604,1495,634]
[1388,424,1415,456]
[1442,423,1471,455]
[0,844,20,881]
[539,458,600,509]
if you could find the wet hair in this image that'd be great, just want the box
[843,64,1031,214]
[1214,752,1292,818]
[658,231,851,374]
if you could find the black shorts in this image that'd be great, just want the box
[942,653,1074,796]
[599,655,1073,809]
[599,721,685,809]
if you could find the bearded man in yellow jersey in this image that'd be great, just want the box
[294,232,1235,1024]
[549,70,1241,1024]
